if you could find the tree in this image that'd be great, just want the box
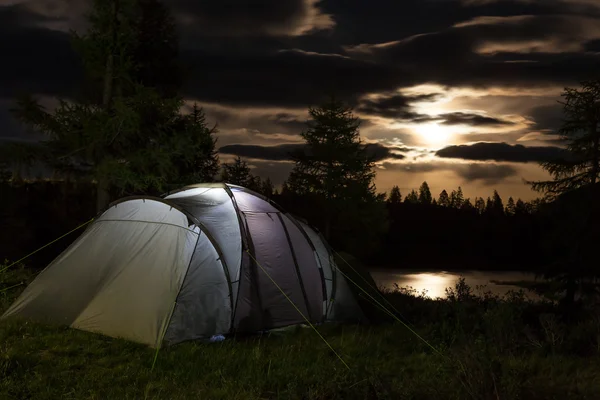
[438,190,450,207]
[7,0,218,212]
[484,196,494,214]
[490,190,505,216]
[404,189,419,204]
[450,186,464,209]
[461,198,474,211]
[285,96,387,254]
[505,197,516,216]
[387,185,402,205]
[515,199,529,215]
[418,181,432,205]
[527,81,600,199]
[130,0,183,98]
[474,197,486,214]
[260,177,275,197]
[221,156,253,187]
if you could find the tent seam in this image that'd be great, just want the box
[276,213,313,322]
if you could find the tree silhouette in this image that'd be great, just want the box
[527,81,600,199]
[387,185,402,204]
[285,96,387,249]
[438,190,450,207]
[461,198,474,211]
[6,0,218,211]
[505,197,516,216]
[221,156,253,187]
[404,189,419,204]
[418,181,432,205]
[260,177,275,197]
[450,186,464,208]
[484,196,494,215]
[474,197,486,215]
[514,199,529,215]
[490,190,505,216]
[525,82,600,306]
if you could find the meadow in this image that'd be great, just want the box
[2,263,600,400]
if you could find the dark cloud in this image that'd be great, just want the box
[436,142,566,163]
[585,38,600,52]
[219,142,406,162]
[458,163,517,185]
[0,6,81,99]
[3,2,600,113]
[527,103,563,133]
[438,112,514,126]
[381,160,519,185]
[355,93,442,120]
[172,0,334,37]
[319,0,598,46]
[355,94,513,127]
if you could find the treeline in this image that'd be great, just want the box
[373,182,545,271]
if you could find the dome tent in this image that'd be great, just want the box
[2,183,366,347]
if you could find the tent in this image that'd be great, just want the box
[1,183,366,347]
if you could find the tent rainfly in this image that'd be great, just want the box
[1,183,365,347]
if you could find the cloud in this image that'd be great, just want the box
[380,159,519,185]
[527,103,563,133]
[435,142,566,163]
[219,142,406,162]
[437,112,515,126]
[173,0,335,37]
[458,163,517,184]
[356,92,442,120]
[453,15,600,54]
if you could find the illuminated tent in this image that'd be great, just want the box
[2,183,365,347]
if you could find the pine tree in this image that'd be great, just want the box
[515,199,529,215]
[485,196,494,214]
[505,197,516,216]
[450,186,464,208]
[286,96,386,246]
[461,198,474,211]
[527,81,600,199]
[404,189,419,204]
[261,177,275,197]
[387,185,402,204]
[438,190,450,207]
[221,156,253,187]
[418,181,432,205]
[475,197,486,214]
[7,0,219,211]
[491,190,505,216]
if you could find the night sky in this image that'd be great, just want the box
[2,0,600,200]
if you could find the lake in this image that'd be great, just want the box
[369,269,538,299]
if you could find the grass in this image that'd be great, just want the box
[2,264,600,399]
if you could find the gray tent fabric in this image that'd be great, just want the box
[163,233,231,345]
[244,212,309,328]
[2,184,369,347]
[297,221,334,317]
[164,188,242,312]
[3,199,199,347]
[279,214,324,321]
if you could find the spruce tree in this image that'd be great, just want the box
[387,185,402,205]
[438,190,450,207]
[286,96,387,254]
[418,181,432,205]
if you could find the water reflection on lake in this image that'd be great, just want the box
[370,269,537,299]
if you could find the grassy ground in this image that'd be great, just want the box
[2,264,600,400]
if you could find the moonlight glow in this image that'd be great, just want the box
[414,123,452,146]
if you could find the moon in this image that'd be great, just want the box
[414,123,452,147]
